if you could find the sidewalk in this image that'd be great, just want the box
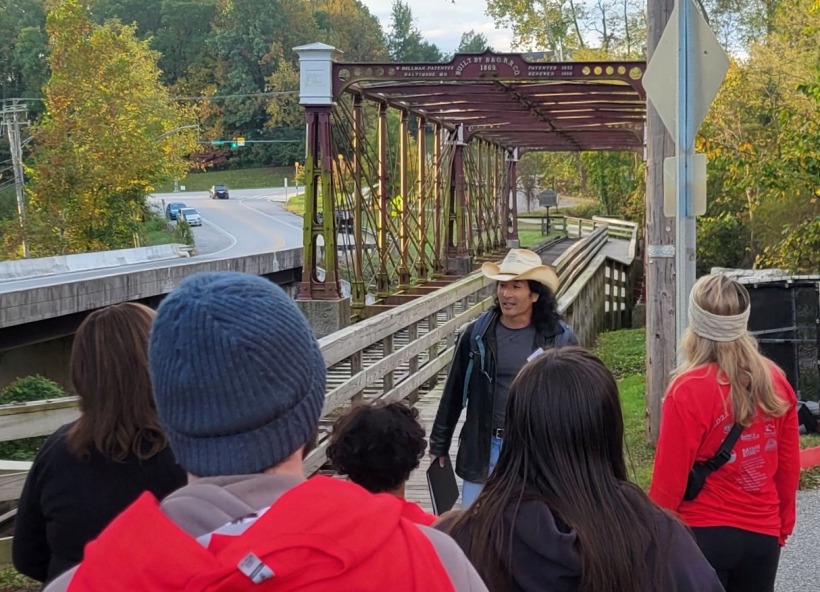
[776,488,820,591]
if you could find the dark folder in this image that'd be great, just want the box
[426,456,459,516]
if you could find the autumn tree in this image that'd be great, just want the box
[265,0,387,127]
[486,0,587,56]
[457,30,491,54]
[697,0,819,273]
[387,0,444,62]
[20,0,198,257]
[580,151,640,216]
[0,0,48,102]
[312,0,387,62]
[151,0,219,87]
[516,153,544,212]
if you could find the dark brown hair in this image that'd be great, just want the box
[327,401,427,493]
[67,302,168,461]
[448,347,669,592]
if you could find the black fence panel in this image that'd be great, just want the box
[745,280,819,401]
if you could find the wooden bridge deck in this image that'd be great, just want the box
[405,382,465,512]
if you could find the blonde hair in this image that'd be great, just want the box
[675,274,788,426]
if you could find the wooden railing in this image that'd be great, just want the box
[0,216,642,563]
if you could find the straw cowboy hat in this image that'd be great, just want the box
[481,249,559,292]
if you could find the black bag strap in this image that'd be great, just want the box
[703,424,743,472]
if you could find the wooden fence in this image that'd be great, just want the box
[0,216,641,563]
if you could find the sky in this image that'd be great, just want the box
[359,0,516,54]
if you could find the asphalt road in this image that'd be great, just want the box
[775,488,820,592]
[152,187,304,257]
[0,187,305,294]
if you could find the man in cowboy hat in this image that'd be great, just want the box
[429,249,578,507]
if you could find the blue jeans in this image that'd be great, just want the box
[461,436,502,508]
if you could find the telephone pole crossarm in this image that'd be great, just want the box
[1,100,30,258]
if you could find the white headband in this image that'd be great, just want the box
[688,295,750,342]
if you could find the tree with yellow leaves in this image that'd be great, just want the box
[19,0,198,256]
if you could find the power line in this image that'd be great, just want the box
[0,101,30,257]
[170,91,298,102]
[2,90,300,106]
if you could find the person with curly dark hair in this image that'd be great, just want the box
[430,249,578,507]
[328,401,436,525]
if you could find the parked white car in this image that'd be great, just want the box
[178,208,202,227]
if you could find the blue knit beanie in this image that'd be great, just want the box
[148,271,326,477]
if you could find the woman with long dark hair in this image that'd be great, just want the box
[650,274,800,592]
[438,347,722,592]
[13,303,186,585]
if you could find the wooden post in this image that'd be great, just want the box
[646,0,677,443]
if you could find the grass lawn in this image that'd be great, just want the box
[141,212,175,246]
[0,567,38,592]
[154,166,293,193]
[593,328,655,488]
[283,193,305,215]
[518,229,560,248]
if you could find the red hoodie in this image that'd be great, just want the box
[399,498,437,526]
[68,476,455,591]
[649,363,800,544]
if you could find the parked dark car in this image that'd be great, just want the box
[209,184,229,199]
[166,202,188,220]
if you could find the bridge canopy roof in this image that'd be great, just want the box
[332,50,647,152]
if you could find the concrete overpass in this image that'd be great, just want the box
[0,248,303,391]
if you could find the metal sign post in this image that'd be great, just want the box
[642,0,729,352]
[675,0,697,350]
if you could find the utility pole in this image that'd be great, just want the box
[2,100,30,258]
[645,0,676,443]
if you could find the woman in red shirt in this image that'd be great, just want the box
[650,274,800,592]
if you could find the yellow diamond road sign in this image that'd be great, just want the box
[642,0,730,144]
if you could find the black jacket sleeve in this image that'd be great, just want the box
[13,458,50,582]
[429,323,473,458]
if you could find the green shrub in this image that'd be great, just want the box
[562,202,604,219]
[0,375,66,404]
[0,376,66,461]
[173,218,194,246]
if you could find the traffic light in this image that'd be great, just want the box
[230,141,238,149]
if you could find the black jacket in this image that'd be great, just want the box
[437,499,724,592]
[12,423,187,584]
[429,310,578,482]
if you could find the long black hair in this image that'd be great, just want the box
[492,279,560,332]
[447,347,669,592]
